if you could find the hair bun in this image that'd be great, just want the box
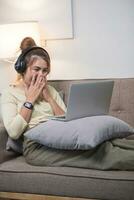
[20,37,37,51]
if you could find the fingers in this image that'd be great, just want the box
[25,74,47,103]
[29,74,47,98]
[35,74,44,85]
[31,74,46,88]
[31,74,37,86]
[35,75,46,94]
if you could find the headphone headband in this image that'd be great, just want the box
[15,46,50,74]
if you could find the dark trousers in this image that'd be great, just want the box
[23,137,134,170]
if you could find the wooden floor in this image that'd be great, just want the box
[0,192,97,200]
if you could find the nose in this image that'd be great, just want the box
[39,70,43,75]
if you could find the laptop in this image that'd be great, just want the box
[52,80,114,121]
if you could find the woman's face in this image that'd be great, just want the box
[23,57,49,87]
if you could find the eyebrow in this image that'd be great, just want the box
[33,66,48,69]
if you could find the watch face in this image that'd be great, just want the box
[24,102,33,109]
[25,102,31,108]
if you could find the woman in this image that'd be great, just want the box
[2,40,66,138]
[1,38,69,163]
[1,39,134,169]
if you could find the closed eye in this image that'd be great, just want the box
[43,68,48,73]
[34,68,40,71]
[33,67,48,73]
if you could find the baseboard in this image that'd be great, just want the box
[0,192,97,200]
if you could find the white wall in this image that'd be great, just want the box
[0,0,73,40]
[0,0,134,87]
[0,61,16,91]
[47,0,134,79]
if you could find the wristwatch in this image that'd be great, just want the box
[23,102,33,110]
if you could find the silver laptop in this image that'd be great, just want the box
[52,80,114,121]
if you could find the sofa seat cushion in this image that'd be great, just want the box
[0,156,134,200]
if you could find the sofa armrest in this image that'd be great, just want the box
[0,122,8,151]
[0,123,17,164]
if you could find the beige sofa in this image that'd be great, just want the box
[0,78,134,200]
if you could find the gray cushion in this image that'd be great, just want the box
[0,93,2,122]
[25,115,134,150]
[6,137,23,154]
[0,123,8,151]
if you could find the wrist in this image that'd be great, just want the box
[26,98,35,105]
[48,97,55,104]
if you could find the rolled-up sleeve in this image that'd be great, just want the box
[1,89,28,139]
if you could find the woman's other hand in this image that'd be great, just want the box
[42,80,52,102]
[42,82,65,115]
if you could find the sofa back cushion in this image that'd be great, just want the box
[49,79,134,127]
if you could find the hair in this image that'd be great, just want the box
[20,37,37,51]
[23,48,50,74]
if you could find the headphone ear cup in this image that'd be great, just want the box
[15,59,26,73]
[20,60,26,73]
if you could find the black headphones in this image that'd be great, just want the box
[15,46,50,74]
